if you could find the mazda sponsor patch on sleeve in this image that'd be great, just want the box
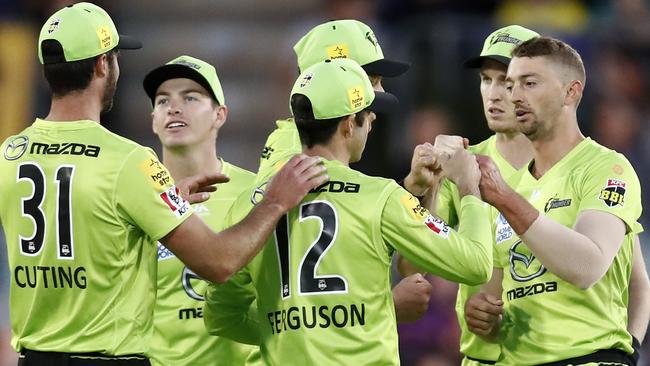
[598,178,626,207]
[160,185,191,218]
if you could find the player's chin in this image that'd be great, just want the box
[486,120,518,134]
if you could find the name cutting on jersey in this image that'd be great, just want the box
[14,265,87,289]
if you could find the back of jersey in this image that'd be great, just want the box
[249,159,401,365]
[0,119,192,355]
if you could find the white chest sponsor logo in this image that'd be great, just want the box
[495,213,513,245]
[157,242,175,261]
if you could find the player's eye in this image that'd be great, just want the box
[185,95,198,102]
[525,80,537,87]
[155,98,168,105]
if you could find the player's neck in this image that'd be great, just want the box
[530,121,584,179]
[495,132,533,170]
[163,143,222,181]
[303,143,350,166]
[45,91,102,123]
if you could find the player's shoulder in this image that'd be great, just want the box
[577,138,635,172]
[468,135,495,155]
[328,162,400,193]
[223,161,255,180]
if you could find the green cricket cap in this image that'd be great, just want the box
[294,19,409,77]
[290,58,397,120]
[38,2,141,64]
[143,55,225,106]
[463,25,539,68]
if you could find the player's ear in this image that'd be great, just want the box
[94,53,109,79]
[213,103,228,129]
[565,79,583,108]
[339,114,356,138]
[151,111,159,135]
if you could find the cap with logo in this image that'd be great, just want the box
[38,2,141,64]
[290,58,397,120]
[293,19,409,77]
[142,55,225,106]
[463,25,540,68]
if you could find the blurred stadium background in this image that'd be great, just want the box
[1,0,650,365]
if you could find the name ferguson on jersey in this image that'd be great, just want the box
[267,303,366,334]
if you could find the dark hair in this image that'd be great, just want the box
[512,37,585,84]
[42,40,117,97]
[291,94,369,148]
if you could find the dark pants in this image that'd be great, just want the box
[18,350,151,366]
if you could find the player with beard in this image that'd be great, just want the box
[0,3,327,365]
[469,37,648,365]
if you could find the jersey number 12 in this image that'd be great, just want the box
[275,201,348,299]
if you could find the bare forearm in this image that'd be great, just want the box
[214,201,285,281]
[489,187,539,235]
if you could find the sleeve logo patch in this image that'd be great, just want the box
[400,193,428,220]
[140,156,172,190]
[424,215,449,238]
[598,178,626,207]
[160,185,191,218]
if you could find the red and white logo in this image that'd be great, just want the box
[607,179,626,188]
[424,215,449,238]
[159,185,190,218]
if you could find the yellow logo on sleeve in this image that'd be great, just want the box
[139,156,173,190]
[400,193,428,221]
[327,44,349,59]
[348,86,365,110]
[96,26,113,50]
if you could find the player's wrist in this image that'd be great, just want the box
[402,173,429,197]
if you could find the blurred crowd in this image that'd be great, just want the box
[1,0,650,365]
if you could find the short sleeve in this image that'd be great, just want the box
[115,147,193,241]
[576,155,642,234]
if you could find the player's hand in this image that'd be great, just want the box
[465,292,503,337]
[263,154,328,212]
[393,273,432,323]
[403,143,443,196]
[477,154,509,206]
[433,135,469,159]
[441,149,480,198]
[177,173,229,204]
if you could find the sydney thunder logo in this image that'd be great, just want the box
[4,135,29,161]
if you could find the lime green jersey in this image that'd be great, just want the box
[493,138,642,365]
[258,118,300,175]
[204,158,493,366]
[150,161,259,366]
[0,119,193,355]
[437,135,524,363]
